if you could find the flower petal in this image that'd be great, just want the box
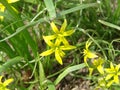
[0,76,3,81]
[114,75,119,84]
[8,0,19,3]
[60,45,76,50]
[87,51,98,59]
[89,68,94,76]
[60,19,67,32]
[86,40,92,50]
[63,30,74,36]
[106,80,114,88]
[3,78,13,86]
[43,36,54,47]
[40,48,54,56]
[55,49,63,65]
[0,4,5,12]
[97,65,104,74]
[59,50,65,57]
[105,74,114,81]
[115,64,120,72]
[50,22,59,33]
[55,38,61,46]
[110,62,114,69]
[61,37,69,45]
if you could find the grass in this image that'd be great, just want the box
[0,0,120,90]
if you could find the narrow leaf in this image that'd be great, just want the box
[0,56,23,73]
[98,20,120,31]
[59,3,97,16]
[54,63,86,85]
[44,0,56,19]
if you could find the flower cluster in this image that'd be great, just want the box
[83,40,120,89]
[0,0,19,20]
[0,76,13,90]
[40,19,76,65]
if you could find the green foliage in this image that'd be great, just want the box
[0,0,120,90]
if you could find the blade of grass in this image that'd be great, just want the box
[58,3,97,16]
[44,0,56,19]
[0,18,45,42]
[39,58,46,90]
[54,63,86,85]
[98,20,120,31]
[0,56,23,73]
[0,41,16,58]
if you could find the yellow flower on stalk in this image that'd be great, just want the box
[89,57,104,76]
[40,36,76,65]
[0,76,13,90]
[105,62,120,87]
[0,0,19,20]
[46,19,74,45]
[83,40,98,66]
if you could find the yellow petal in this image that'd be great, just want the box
[105,74,114,81]
[55,38,61,46]
[60,45,76,50]
[86,40,92,50]
[3,78,13,86]
[40,48,54,56]
[55,49,63,65]
[50,22,59,34]
[110,62,114,69]
[89,68,94,76]
[43,36,54,47]
[0,16,4,21]
[8,0,19,3]
[105,68,113,73]
[44,35,57,40]
[63,30,74,36]
[60,19,67,32]
[97,65,104,74]
[115,64,120,72]
[84,56,89,66]
[0,76,3,81]
[114,75,119,84]
[61,37,69,45]
[106,80,114,88]
[87,51,98,59]
[0,4,5,12]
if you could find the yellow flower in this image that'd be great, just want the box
[40,36,76,65]
[105,62,120,87]
[0,0,19,20]
[89,57,104,76]
[46,19,74,45]
[0,76,13,90]
[83,40,98,66]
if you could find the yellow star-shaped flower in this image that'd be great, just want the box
[89,57,104,76]
[0,76,13,90]
[83,40,98,66]
[40,36,76,65]
[105,62,120,87]
[45,19,75,45]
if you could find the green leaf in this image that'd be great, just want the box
[0,56,23,73]
[39,59,45,88]
[47,80,56,90]
[24,0,37,4]
[0,18,45,43]
[54,63,86,85]
[98,20,120,31]
[59,3,97,16]
[44,0,56,19]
